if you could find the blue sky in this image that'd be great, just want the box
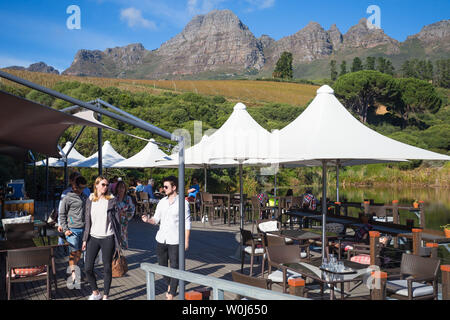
[0,0,448,72]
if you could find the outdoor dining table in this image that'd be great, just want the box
[0,234,68,300]
[267,228,340,243]
[282,258,371,300]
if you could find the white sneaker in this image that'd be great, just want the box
[88,293,102,300]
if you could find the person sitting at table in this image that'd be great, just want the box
[59,175,88,285]
[301,189,317,212]
[135,180,145,193]
[143,178,159,204]
[186,178,200,202]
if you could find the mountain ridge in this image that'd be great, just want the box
[16,10,450,79]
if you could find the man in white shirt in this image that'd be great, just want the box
[142,175,190,300]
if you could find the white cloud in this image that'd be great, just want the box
[120,7,157,30]
[244,0,275,10]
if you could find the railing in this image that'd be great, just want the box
[140,263,309,300]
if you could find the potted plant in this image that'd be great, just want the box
[441,224,450,238]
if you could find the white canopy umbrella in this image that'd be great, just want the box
[155,103,276,259]
[70,140,125,168]
[35,141,86,167]
[112,139,171,168]
[274,85,450,259]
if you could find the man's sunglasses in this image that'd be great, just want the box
[163,185,171,189]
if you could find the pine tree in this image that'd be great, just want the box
[273,52,293,79]
[330,60,338,81]
[365,57,376,70]
[351,57,363,72]
[339,61,347,76]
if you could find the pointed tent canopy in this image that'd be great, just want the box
[206,102,275,164]
[70,140,125,168]
[35,141,86,167]
[156,102,277,167]
[153,135,238,169]
[112,139,171,168]
[276,85,450,165]
[74,110,150,143]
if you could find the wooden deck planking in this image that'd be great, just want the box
[6,218,372,300]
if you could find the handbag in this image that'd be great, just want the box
[111,249,128,278]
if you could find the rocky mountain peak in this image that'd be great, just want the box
[268,21,333,64]
[342,17,399,52]
[104,43,147,69]
[328,24,343,50]
[156,9,265,75]
[6,62,59,74]
[407,19,450,43]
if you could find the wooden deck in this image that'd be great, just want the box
[8,218,374,300]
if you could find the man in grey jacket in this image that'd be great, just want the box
[59,175,88,284]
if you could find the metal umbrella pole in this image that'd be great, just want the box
[336,160,340,202]
[178,136,186,300]
[45,157,49,219]
[204,165,207,192]
[97,102,103,177]
[321,160,328,262]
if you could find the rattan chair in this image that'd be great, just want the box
[200,192,215,224]
[4,222,36,240]
[240,228,265,276]
[251,197,272,220]
[6,246,54,300]
[265,245,305,293]
[386,253,440,300]
[231,271,272,299]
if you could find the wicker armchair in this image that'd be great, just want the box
[386,253,440,300]
[265,245,306,293]
[250,197,272,221]
[4,222,36,240]
[231,271,273,300]
[240,228,265,276]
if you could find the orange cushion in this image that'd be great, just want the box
[350,254,371,265]
[12,265,47,277]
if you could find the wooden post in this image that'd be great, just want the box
[392,200,399,248]
[334,202,341,216]
[289,278,306,297]
[425,243,439,258]
[419,201,425,229]
[185,291,202,300]
[369,231,380,266]
[441,265,450,300]
[412,228,423,255]
[370,271,387,300]
[363,201,370,215]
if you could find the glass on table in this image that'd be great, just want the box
[337,261,345,273]
[321,258,329,270]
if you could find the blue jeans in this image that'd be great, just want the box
[65,228,84,252]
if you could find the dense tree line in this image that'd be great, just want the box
[331,57,450,89]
